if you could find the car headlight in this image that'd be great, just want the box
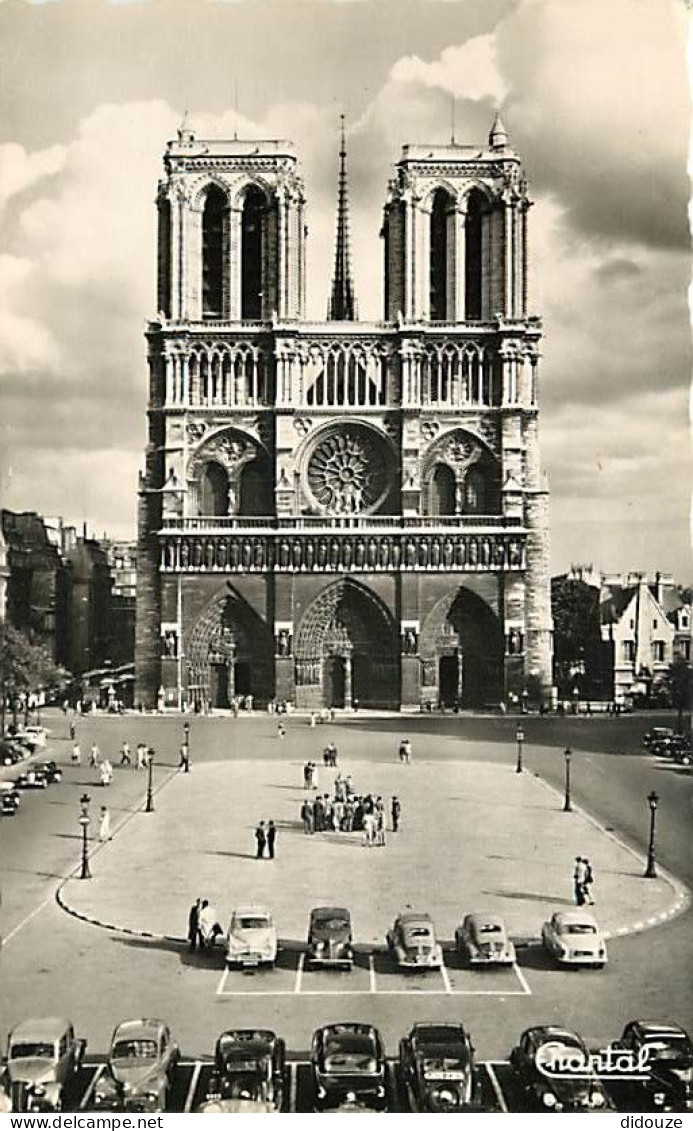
[376,1085,385,1098]
[315,940,325,951]
[542,1093,557,1108]
[316,1085,327,1099]
[591,1092,605,1107]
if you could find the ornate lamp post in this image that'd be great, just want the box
[145,748,155,813]
[515,726,525,774]
[563,748,573,812]
[645,790,659,879]
[79,793,91,880]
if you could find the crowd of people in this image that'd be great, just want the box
[299,762,402,847]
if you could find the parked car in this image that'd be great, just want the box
[311,1024,387,1111]
[387,911,443,970]
[509,1025,613,1111]
[612,1020,693,1111]
[3,1017,86,1112]
[226,906,278,968]
[197,1029,285,1113]
[307,907,354,969]
[669,736,692,767]
[0,782,20,815]
[35,761,62,784]
[541,910,607,968]
[17,727,49,749]
[455,913,516,967]
[399,1023,475,1111]
[1,742,26,766]
[644,728,675,754]
[14,767,49,790]
[92,1018,179,1111]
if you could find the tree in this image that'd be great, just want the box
[0,624,70,733]
[551,577,607,699]
[664,656,692,733]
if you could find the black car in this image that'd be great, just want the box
[311,1024,387,1111]
[669,736,692,766]
[35,761,62,784]
[200,1030,286,1113]
[1,742,26,766]
[306,906,354,969]
[14,767,49,790]
[0,785,20,815]
[510,1026,613,1112]
[615,1021,693,1111]
[399,1023,475,1111]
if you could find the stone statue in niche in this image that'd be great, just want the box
[192,542,203,568]
[342,540,352,570]
[229,541,240,569]
[330,539,340,569]
[204,541,215,569]
[402,628,418,655]
[355,539,366,568]
[241,540,252,569]
[418,539,429,568]
[431,539,441,568]
[279,539,291,568]
[405,538,417,567]
[367,538,378,568]
[317,539,328,568]
[276,629,291,657]
[304,540,315,570]
[391,540,401,569]
[253,540,264,569]
[468,539,478,566]
[379,539,390,569]
[163,631,178,658]
[455,539,466,567]
[443,538,454,568]
[292,540,302,569]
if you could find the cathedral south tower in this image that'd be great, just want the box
[136,115,553,712]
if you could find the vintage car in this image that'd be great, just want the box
[669,736,692,767]
[92,1018,179,1111]
[311,1024,387,1111]
[1,742,26,766]
[510,1026,613,1111]
[226,906,278,968]
[14,766,50,790]
[455,913,516,967]
[36,761,62,784]
[306,907,354,969]
[3,1017,86,1111]
[541,910,607,968]
[387,911,443,970]
[399,1023,475,1111]
[197,1029,285,1113]
[643,727,675,751]
[17,727,49,749]
[0,782,20,814]
[613,1020,693,1111]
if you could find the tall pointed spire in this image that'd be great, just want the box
[328,114,357,321]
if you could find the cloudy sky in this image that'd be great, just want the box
[0,0,689,578]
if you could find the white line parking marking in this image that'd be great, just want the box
[184,1062,201,1112]
[294,952,304,994]
[215,965,229,997]
[485,1063,508,1113]
[79,1065,104,1109]
[288,1062,297,1113]
[440,960,453,994]
[513,963,532,996]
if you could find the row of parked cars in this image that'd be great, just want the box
[213,904,607,971]
[3,1015,691,1113]
[643,727,692,765]
[0,727,60,815]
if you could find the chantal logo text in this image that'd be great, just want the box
[536,1043,651,1081]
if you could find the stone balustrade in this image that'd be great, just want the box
[160,514,516,533]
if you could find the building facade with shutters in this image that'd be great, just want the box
[135,115,553,711]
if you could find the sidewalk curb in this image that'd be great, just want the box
[529,769,691,941]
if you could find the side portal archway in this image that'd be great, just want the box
[187,587,273,709]
[420,587,503,708]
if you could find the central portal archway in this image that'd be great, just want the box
[294,580,399,710]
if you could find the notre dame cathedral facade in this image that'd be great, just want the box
[135,113,553,712]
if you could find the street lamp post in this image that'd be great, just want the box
[515,726,525,774]
[563,748,573,812]
[183,722,190,773]
[145,748,155,813]
[645,790,659,879]
[79,793,91,879]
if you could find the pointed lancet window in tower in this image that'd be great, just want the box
[327,115,357,321]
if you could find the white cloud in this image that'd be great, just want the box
[0,142,66,212]
[390,34,507,103]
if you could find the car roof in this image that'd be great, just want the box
[398,911,432,925]
[553,910,598,926]
[412,1024,468,1044]
[467,912,505,928]
[527,1026,584,1045]
[9,1018,73,1042]
[630,1020,690,1039]
[112,1019,165,1042]
[320,1023,378,1039]
[232,905,272,918]
[311,906,350,918]
[218,1029,276,1046]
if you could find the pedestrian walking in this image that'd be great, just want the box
[179,741,190,772]
[391,796,401,832]
[583,858,595,905]
[69,720,76,742]
[398,738,411,764]
[303,761,312,789]
[277,722,286,740]
[119,741,131,766]
[100,759,113,787]
[573,857,588,906]
[301,798,314,834]
[188,898,201,953]
[310,762,319,790]
[255,821,267,859]
[376,808,386,846]
[71,742,81,765]
[98,804,111,841]
[89,742,100,768]
[267,820,277,859]
[136,742,147,770]
[310,712,317,728]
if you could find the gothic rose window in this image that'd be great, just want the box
[306,426,392,515]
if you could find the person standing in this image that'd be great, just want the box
[69,719,76,742]
[310,712,317,729]
[179,741,190,772]
[119,741,131,766]
[573,857,588,906]
[376,807,386,847]
[136,742,146,770]
[188,898,201,953]
[267,820,277,860]
[301,798,314,834]
[255,821,267,859]
[399,738,411,764]
[89,742,100,768]
[583,858,595,905]
[277,721,286,740]
[98,804,111,841]
[71,742,81,765]
[391,796,401,832]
